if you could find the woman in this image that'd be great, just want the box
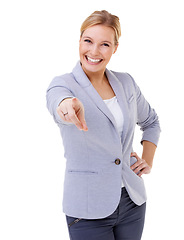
[46,10,160,240]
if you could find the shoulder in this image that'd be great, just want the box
[111,70,137,90]
[47,73,75,91]
[51,73,74,86]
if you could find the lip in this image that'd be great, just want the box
[85,55,103,65]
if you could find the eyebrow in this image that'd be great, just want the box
[82,36,113,45]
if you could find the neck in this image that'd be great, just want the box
[83,68,106,85]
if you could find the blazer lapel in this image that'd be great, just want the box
[72,62,130,142]
[72,62,118,129]
[105,69,130,145]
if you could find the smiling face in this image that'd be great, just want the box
[79,24,118,77]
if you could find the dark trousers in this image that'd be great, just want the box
[66,188,146,240]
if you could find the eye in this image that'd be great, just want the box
[84,39,92,43]
[102,43,110,47]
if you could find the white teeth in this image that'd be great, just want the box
[87,56,101,63]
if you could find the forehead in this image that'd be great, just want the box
[82,25,115,42]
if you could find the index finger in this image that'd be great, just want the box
[66,107,84,130]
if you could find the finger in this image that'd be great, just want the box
[57,97,76,121]
[138,168,148,177]
[72,98,88,131]
[57,103,80,126]
[67,110,84,130]
[131,152,137,157]
[137,163,152,176]
[64,113,71,122]
[138,171,143,177]
[58,97,87,131]
[133,162,147,174]
[80,119,88,131]
[131,152,141,161]
[57,107,70,122]
[130,155,143,170]
[76,109,88,131]
[132,160,145,171]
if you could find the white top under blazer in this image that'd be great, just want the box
[103,96,124,137]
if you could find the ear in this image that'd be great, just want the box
[113,43,119,54]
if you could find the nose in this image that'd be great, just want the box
[90,44,100,56]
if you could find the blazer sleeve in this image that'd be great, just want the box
[46,75,74,125]
[128,74,161,146]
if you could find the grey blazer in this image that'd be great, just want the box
[46,61,161,219]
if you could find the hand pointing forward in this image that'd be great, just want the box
[57,97,88,131]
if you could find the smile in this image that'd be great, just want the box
[85,56,103,64]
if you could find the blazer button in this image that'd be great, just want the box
[115,158,121,165]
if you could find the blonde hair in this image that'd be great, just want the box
[80,10,121,46]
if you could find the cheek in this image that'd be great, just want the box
[79,43,84,54]
[103,49,114,59]
[79,43,88,54]
[79,45,83,55]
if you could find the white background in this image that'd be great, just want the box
[0,0,184,239]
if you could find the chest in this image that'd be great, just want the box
[91,80,115,100]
